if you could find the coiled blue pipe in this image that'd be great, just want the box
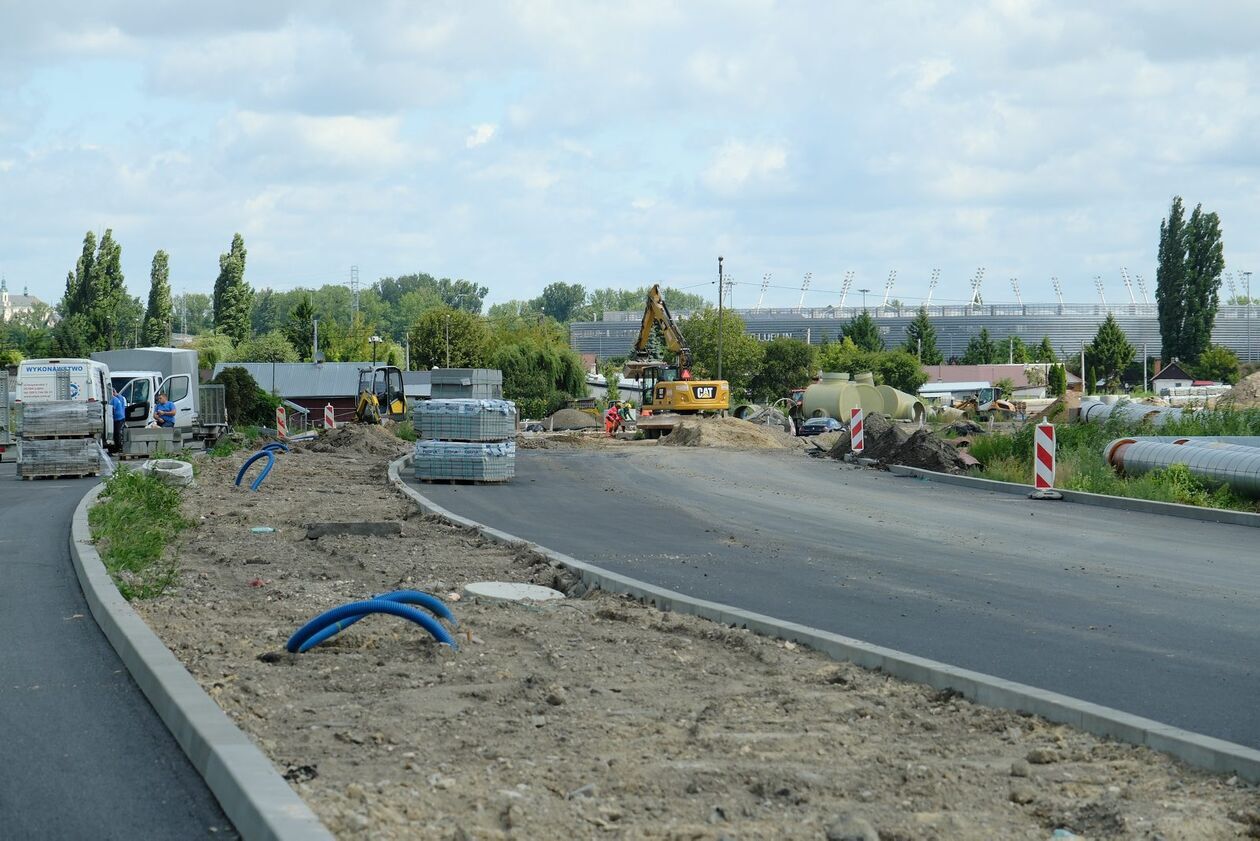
[297,590,456,652]
[234,450,276,492]
[261,441,289,454]
[286,598,458,653]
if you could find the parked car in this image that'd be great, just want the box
[797,416,844,436]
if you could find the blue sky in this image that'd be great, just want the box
[3,1,1260,312]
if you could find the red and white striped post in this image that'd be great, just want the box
[324,403,336,430]
[850,407,865,454]
[276,406,287,439]
[1034,422,1055,490]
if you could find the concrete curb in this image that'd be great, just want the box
[887,464,1260,528]
[70,485,333,841]
[389,455,1260,783]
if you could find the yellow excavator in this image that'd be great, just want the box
[354,365,407,424]
[623,284,730,437]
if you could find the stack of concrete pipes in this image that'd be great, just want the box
[1105,437,1260,498]
[802,372,926,423]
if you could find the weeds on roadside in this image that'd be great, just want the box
[89,467,189,599]
[967,409,1260,512]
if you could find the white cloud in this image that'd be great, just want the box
[465,123,497,148]
[701,141,788,196]
[226,111,413,170]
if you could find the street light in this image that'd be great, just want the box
[369,334,382,366]
[1244,270,1253,364]
[857,288,871,311]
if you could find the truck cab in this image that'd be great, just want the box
[14,358,114,440]
[109,369,195,431]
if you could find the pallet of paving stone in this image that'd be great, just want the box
[18,400,102,439]
[412,399,516,442]
[17,437,100,478]
[412,439,515,483]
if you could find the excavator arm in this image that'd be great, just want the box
[630,284,692,369]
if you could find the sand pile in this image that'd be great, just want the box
[1222,371,1260,409]
[828,412,969,473]
[545,408,600,430]
[661,416,795,449]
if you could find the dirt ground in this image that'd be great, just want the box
[133,427,1260,839]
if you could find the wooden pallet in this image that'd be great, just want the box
[415,477,511,485]
[20,472,99,481]
[19,433,99,441]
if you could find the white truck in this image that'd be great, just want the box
[91,348,228,447]
[14,357,116,441]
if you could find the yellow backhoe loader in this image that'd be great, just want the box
[354,365,407,424]
[623,284,729,438]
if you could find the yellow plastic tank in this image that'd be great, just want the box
[802,372,858,419]
[853,383,884,414]
[854,371,876,385]
[877,385,926,422]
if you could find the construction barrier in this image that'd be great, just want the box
[324,403,335,430]
[276,406,287,439]
[850,407,864,454]
[1034,422,1055,490]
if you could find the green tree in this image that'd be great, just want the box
[874,350,928,394]
[213,233,252,343]
[1193,344,1240,384]
[284,295,317,361]
[1048,364,1068,397]
[250,288,285,336]
[601,360,620,402]
[191,332,236,370]
[843,311,884,352]
[209,366,280,426]
[54,229,139,352]
[586,286,710,320]
[1033,336,1058,363]
[1087,313,1136,390]
[902,306,942,364]
[408,307,490,369]
[375,273,488,314]
[534,282,589,323]
[960,328,998,365]
[232,331,299,363]
[1157,196,1225,363]
[142,250,173,346]
[1003,336,1029,364]
[817,337,878,377]
[1086,366,1098,393]
[173,292,213,334]
[749,337,816,401]
[994,377,1015,400]
[679,308,764,396]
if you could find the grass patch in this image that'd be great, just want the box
[393,416,417,442]
[89,468,189,599]
[967,409,1260,513]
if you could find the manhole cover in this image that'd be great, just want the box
[463,581,565,605]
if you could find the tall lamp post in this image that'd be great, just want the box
[857,288,871,311]
[370,335,382,366]
[717,256,725,381]
[1244,270,1253,364]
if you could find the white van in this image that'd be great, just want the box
[15,358,114,439]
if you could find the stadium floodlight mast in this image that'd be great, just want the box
[755,273,771,312]
[1121,268,1137,305]
[1135,274,1150,305]
[1225,271,1239,303]
[1094,275,1107,307]
[968,267,986,306]
[881,270,896,311]
[838,271,854,310]
[797,272,812,313]
[1051,277,1064,307]
[925,268,940,306]
[1010,277,1022,306]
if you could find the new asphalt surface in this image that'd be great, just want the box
[417,447,1260,748]
[0,462,233,838]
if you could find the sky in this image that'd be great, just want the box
[2,1,1259,313]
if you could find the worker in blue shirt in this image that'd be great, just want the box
[154,392,177,428]
[110,388,126,451]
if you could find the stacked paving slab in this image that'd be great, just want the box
[0,371,11,450]
[17,400,102,479]
[413,369,516,483]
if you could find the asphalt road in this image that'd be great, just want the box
[417,447,1260,748]
[0,462,233,838]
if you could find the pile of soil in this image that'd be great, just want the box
[545,408,600,430]
[1223,371,1260,409]
[942,420,984,436]
[661,416,797,450]
[829,413,969,473]
[310,424,411,457]
[515,432,594,450]
[130,440,1259,839]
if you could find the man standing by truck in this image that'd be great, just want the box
[110,388,126,451]
[154,392,176,428]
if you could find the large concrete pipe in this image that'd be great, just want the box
[1098,436,1260,449]
[877,384,926,423]
[1105,439,1260,498]
[1082,401,1185,426]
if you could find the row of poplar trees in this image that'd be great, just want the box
[55,231,252,355]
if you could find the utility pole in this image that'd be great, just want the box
[312,317,320,361]
[350,265,360,317]
[1143,343,1148,392]
[857,288,870,311]
[717,256,725,381]
[404,336,410,371]
[1245,270,1253,363]
[445,313,451,368]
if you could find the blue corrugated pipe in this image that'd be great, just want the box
[234,450,276,492]
[295,590,456,652]
[286,595,458,653]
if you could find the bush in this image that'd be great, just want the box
[211,366,281,427]
[89,468,189,599]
